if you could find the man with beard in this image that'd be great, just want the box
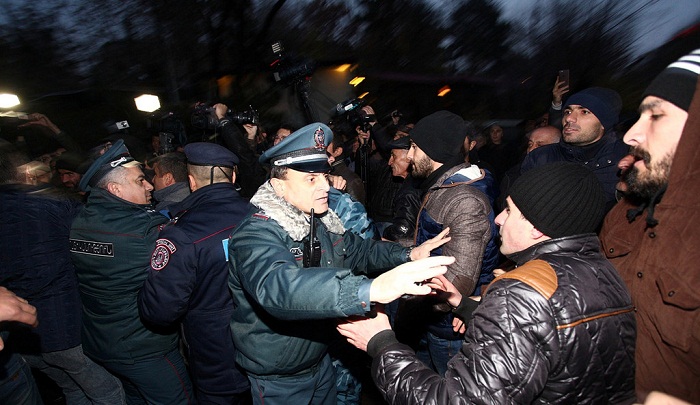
[397,111,498,376]
[521,87,629,210]
[600,49,700,404]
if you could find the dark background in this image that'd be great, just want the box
[1,0,698,156]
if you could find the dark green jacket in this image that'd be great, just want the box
[70,188,174,363]
[228,181,408,378]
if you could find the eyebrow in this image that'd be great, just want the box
[638,100,663,113]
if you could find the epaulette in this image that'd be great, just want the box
[252,211,270,221]
[483,259,558,300]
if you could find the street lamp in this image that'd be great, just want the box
[0,93,21,109]
[134,94,160,112]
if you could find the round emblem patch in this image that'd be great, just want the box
[151,244,171,270]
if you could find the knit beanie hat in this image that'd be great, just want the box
[643,48,700,112]
[409,110,466,164]
[509,162,605,238]
[564,87,622,131]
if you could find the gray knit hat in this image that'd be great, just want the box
[509,162,605,238]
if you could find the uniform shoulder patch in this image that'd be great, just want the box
[151,238,177,271]
[252,212,270,220]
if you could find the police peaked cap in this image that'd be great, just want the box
[184,142,239,168]
[259,123,333,173]
[79,139,140,192]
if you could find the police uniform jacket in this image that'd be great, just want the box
[369,234,636,404]
[139,182,251,395]
[228,181,409,378]
[70,187,173,363]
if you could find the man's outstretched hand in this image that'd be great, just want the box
[369,256,455,304]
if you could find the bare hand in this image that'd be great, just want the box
[452,316,466,334]
[492,268,506,277]
[337,306,391,352]
[243,124,257,140]
[328,174,346,191]
[17,113,61,134]
[410,227,451,261]
[0,287,38,351]
[424,274,462,307]
[552,77,570,105]
[213,103,229,120]
[369,256,455,304]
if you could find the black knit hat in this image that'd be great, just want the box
[643,48,700,112]
[409,110,466,163]
[509,162,605,238]
[564,87,622,131]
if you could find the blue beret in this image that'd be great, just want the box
[184,142,239,167]
[79,139,140,192]
[259,123,333,173]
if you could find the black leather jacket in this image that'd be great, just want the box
[369,234,636,404]
[382,175,421,243]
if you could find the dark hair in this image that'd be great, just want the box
[152,152,188,182]
[187,164,233,184]
[270,165,289,180]
[329,129,354,161]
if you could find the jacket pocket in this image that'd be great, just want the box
[652,271,700,351]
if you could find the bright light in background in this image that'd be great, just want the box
[336,64,352,72]
[437,85,451,97]
[0,93,20,108]
[349,76,365,86]
[358,92,369,99]
[134,94,160,112]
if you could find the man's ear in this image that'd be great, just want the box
[530,227,546,240]
[163,172,175,187]
[331,146,343,158]
[230,170,236,185]
[188,174,197,192]
[468,140,477,151]
[270,177,285,197]
[106,182,120,197]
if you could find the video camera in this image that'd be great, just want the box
[191,103,260,131]
[270,41,316,85]
[145,111,186,154]
[332,98,375,133]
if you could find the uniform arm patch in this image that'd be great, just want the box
[151,238,177,271]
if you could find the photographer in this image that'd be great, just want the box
[213,103,267,198]
[351,105,398,226]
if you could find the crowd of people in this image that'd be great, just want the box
[0,48,698,405]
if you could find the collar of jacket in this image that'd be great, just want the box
[558,131,617,162]
[426,162,476,192]
[168,182,243,218]
[250,180,345,241]
[87,187,156,210]
[507,233,601,266]
[153,181,190,204]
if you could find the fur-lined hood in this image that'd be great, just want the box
[250,181,345,241]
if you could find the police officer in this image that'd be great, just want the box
[227,123,453,405]
[139,142,252,404]
[70,139,193,404]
